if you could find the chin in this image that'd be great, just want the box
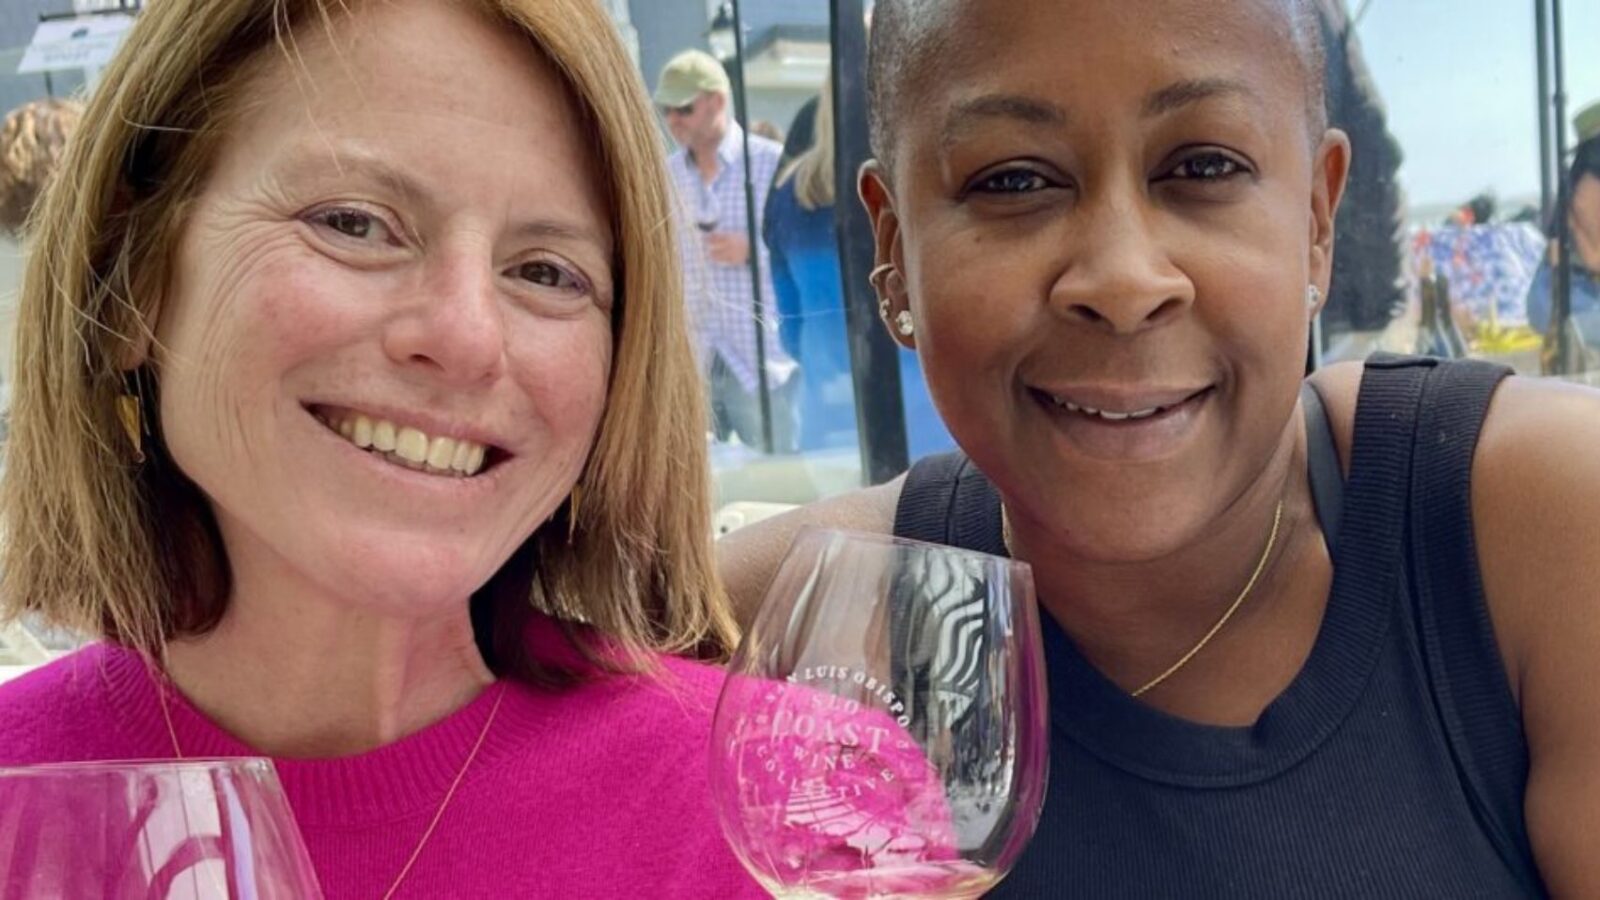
[319,538,510,616]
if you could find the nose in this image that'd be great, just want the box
[1047,191,1194,334]
[383,244,506,385]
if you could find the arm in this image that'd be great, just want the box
[1471,377,1600,894]
[716,478,905,629]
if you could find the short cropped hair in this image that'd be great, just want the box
[867,0,1329,166]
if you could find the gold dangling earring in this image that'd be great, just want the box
[566,484,581,546]
[116,392,145,464]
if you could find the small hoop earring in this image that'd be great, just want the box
[868,263,896,291]
[1306,285,1323,308]
[895,310,915,336]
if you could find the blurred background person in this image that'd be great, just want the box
[750,119,784,145]
[1312,0,1408,345]
[656,49,798,453]
[1526,102,1600,353]
[0,97,83,240]
[763,74,950,458]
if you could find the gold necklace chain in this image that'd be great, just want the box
[1002,499,1285,698]
[158,674,507,899]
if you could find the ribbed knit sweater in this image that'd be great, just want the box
[0,616,763,898]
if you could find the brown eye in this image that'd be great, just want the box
[1167,152,1248,181]
[324,210,372,238]
[974,169,1052,194]
[308,207,399,244]
[515,260,584,292]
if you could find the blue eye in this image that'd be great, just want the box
[1167,152,1247,181]
[973,169,1052,194]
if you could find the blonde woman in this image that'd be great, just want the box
[763,76,951,457]
[0,97,83,239]
[0,0,761,896]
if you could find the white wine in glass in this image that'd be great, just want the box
[711,528,1048,899]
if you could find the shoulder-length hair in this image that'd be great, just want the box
[778,74,836,212]
[0,0,737,678]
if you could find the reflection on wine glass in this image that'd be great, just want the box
[711,528,1048,899]
[0,758,322,898]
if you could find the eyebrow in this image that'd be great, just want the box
[940,94,1067,146]
[270,145,431,207]
[1142,78,1258,119]
[269,144,610,250]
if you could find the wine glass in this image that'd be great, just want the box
[711,528,1048,899]
[0,758,323,898]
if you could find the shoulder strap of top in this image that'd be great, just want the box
[1404,358,1544,892]
[895,452,970,545]
[1300,380,1345,550]
[894,451,1007,557]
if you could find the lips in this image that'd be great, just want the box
[1035,385,1210,419]
[1028,384,1214,462]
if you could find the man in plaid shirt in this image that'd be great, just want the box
[655,50,799,453]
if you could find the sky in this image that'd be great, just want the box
[1355,0,1600,214]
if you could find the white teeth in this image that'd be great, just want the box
[395,427,429,464]
[1050,395,1165,422]
[324,412,491,477]
[372,420,397,453]
[426,436,457,470]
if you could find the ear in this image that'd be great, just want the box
[115,297,162,371]
[1308,128,1351,308]
[858,159,916,349]
[707,90,728,116]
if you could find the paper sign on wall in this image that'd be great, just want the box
[17,14,136,75]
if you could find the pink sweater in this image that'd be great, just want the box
[0,618,764,898]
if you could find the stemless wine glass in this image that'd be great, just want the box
[0,758,323,898]
[712,528,1049,899]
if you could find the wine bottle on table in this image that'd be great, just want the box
[1434,273,1469,358]
[1414,261,1457,359]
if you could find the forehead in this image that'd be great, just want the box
[900,0,1309,142]
[204,0,609,235]
[241,1,569,134]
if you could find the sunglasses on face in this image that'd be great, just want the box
[662,100,697,117]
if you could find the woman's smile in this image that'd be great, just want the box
[1028,382,1214,462]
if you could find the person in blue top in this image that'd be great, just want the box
[723,0,1600,895]
[1525,127,1600,353]
[763,76,954,459]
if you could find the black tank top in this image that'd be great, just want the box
[893,355,1545,898]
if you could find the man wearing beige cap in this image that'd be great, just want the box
[655,49,798,452]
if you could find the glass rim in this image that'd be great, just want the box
[793,524,1031,571]
[0,757,276,778]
